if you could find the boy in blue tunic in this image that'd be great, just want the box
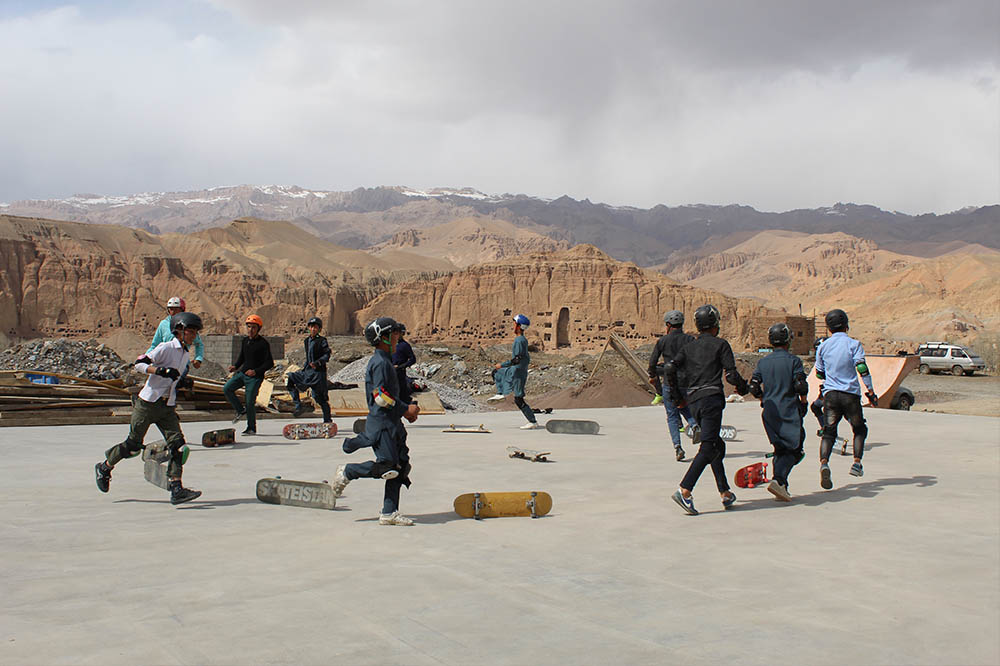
[332,317,420,526]
[286,316,332,422]
[487,314,539,430]
[749,323,809,501]
[814,309,878,489]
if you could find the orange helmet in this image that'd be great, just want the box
[245,314,263,328]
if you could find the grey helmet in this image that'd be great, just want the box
[768,322,792,346]
[364,317,399,346]
[824,308,848,332]
[663,310,684,326]
[170,312,203,332]
[694,304,721,332]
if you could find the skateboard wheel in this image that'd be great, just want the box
[275,475,281,479]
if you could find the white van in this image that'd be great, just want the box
[915,342,986,376]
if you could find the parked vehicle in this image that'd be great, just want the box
[890,385,914,410]
[915,342,986,376]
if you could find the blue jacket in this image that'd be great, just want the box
[147,316,203,362]
[752,349,807,451]
[815,332,873,396]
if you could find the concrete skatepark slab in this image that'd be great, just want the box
[2,403,998,665]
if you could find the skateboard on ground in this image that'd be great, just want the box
[282,422,338,440]
[686,425,737,441]
[532,408,554,414]
[734,462,770,489]
[201,428,235,447]
[815,429,850,455]
[544,419,599,435]
[443,424,490,433]
[353,418,366,434]
[453,491,553,519]
[255,476,337,510]
[141,439,189,490]
[507,446,552,462]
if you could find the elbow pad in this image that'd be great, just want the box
[855,361,870,377]
[134,355,153,366]
[793,373,809,396]
[509,354,523,366]
[373,387,396,409]
[726,369,749,395]
[748,378,763,399]
[815,369,825,381]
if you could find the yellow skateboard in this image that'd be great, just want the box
[453,491,552,519]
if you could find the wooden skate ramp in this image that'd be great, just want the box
[806,354,918,408]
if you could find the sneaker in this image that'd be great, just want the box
[519,422,541,430]
[232,410,246,424]
[721,491,737,509]
[486,394,506,403]
[241,427,256,436]
[95,462,112,493]
[849,462,864,477]
[671,489,698,515]
[331,465,350,498]
[292,403,306,418]
[679,424,686,434]
[674,446,685,462]
[767,480,792,502]
[820,463,833,490]
[378,512,415,526]
[380,469,399,480]
[817,428,824,438]
[169,481,202,505]
[651,394,663,405]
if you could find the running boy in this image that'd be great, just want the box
[648,309,697,461]
[814,309,878,489]
[94,312,203,505]
[392,323,417,406]
[666,304,749,515]
[749,323,809,501]
[487,314,539,430]
[223,314,275,435]
[286,316,332,422]
[332,317,420,526]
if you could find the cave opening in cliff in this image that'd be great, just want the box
[556,307,570,347]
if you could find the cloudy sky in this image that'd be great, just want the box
[1,0,997,213]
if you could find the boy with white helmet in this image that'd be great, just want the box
[487,314,539,430]
[147,297,204,369]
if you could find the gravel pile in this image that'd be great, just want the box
[0,338,130,380]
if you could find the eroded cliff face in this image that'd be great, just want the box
[356,244,788,351]
[0,215,401,340]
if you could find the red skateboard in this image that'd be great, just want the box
[282,422,338,440]
[734,462,769,488]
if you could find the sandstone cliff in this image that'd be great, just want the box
[355,244,793,352]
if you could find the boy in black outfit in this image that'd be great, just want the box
[392,323,417,406]
[287,316,332,422]
[666,304,749,515]
[749,323,809,502]
[223,314,275,435]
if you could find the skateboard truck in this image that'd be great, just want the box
[526,491,538,519]
[474,492,484,520]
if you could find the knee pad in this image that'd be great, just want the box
[852,420,868,440]
[822,423,839,439]
[119,439,143,458]
[513,396,526,408]
[169,440,190,466]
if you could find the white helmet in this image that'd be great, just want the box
[166,297,185,311]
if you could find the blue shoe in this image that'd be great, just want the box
[721,491,737,509]
[671,489,698,515]
[820,463,833,490]
[849,462,864,477]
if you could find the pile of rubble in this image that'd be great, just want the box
[0,338,131,380]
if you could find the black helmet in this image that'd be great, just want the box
[768,322,792,346]
[171,312,203,332]
[307,316,322,330]
[663,310,684,326]
[364,316,399,346]
[825,309,849,332]
[694,304,720,331]
[397,323,407,335]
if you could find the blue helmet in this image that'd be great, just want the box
[513,314,530,328]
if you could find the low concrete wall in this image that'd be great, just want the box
[203,334,285,366]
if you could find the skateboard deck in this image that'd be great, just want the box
[835,437,851,455]
[544,419,599,435]
[282,422,338,440]
[141,439,188,490]
[453,491,552,519]
[443,424,490,433]
[353,418,366,434]
[507,447,552,462]
[687,425,737,441]
[201,428,235,447]
[255,477,337,510]
[734,462,769,489]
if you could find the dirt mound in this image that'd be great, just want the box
[533,373,652,410]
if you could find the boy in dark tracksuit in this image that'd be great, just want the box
[648,309,696,461]
[666,305,749,515]
[287,316,332,422]
[392,323,417,406]
[749,323,809,502]
[94,312,203,505]
[332,317,420,526]
[223,314,275,435]
[814,309,878,489]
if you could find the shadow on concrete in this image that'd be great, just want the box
[727,475,939,513]
[353,510,466,524]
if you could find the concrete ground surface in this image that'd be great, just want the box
[2,403,998,666]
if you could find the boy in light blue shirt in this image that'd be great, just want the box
[814,308,878,489]
[148,297,204,369]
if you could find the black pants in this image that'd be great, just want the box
[287,371,331,422]
[680,394,729,493]
[820,390,867,461]
[514,396,536,424]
